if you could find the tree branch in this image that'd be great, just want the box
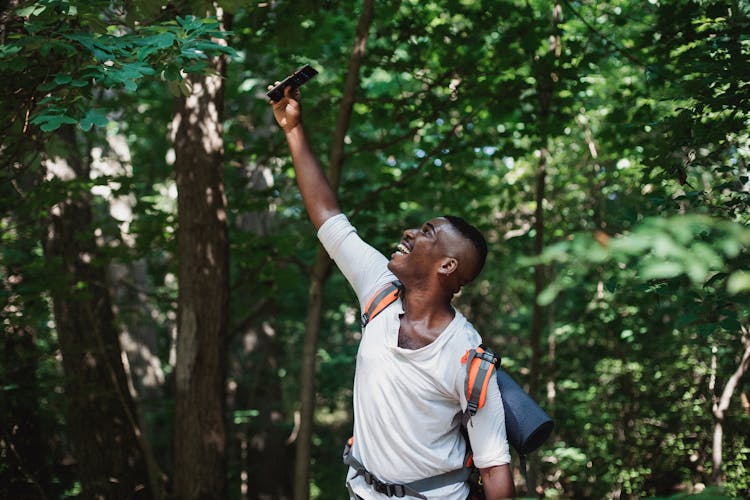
[561,0,648,70]
[348,113,475,220]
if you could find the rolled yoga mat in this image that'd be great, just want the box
[496,367,554,455]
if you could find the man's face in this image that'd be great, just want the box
[387,217,458,281]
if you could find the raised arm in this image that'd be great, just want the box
[270,86,341,229]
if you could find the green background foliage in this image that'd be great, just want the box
[1,0,749,498]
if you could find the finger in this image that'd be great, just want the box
[284,86,301,103]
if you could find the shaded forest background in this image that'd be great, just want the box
[1,0,749,499]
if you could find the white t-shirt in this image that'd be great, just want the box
[318,214,511,500]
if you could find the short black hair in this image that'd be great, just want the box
[442,215,488,280]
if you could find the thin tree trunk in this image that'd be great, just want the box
[711,331,750,485]
[171,11,231,499]
[528,2,562,494]
[42,125,152,499]
[529,0,561,397]
[293,2,375,499]
[529,147,547,399]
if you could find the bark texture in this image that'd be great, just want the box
[171,19,231,499]
[711,332,750,485]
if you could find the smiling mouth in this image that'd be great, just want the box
[396,242,411,255]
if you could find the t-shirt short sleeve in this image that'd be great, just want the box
[464,378,511,468]
[317,214,395,309]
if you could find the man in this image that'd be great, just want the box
[270,84,514,499]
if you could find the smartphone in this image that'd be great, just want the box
[266,64,319,102]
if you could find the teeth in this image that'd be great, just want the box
[397,243,410,254]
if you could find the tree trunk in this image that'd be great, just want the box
[529,0,561,398]
[528,147,547,400]
[527,1,562,493]
[711,331,750,485]
[42,125,152,499]
[171,12,231,500]
[293,2,375,499]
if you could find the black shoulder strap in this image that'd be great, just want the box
[360,280,402,328]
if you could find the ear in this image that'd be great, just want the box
[438,257,458,276]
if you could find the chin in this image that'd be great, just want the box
[387,260,402,278]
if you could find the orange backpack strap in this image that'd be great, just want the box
[461,344,499,424]
[360,281,402,328]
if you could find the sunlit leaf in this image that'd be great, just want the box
[727,271,750,295]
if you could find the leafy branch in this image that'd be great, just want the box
[5,2,237,133]
[348,111,477,220]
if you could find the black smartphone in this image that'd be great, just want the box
[266,64,319,102]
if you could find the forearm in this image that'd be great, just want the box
[480,464,515,499]
[285,124,341,229]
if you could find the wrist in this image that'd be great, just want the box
[284,122,303,135]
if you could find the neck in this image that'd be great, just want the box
[401,285,454,328]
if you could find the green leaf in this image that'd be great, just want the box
[640,261,683,280]
[54,74,73,85]
[152,32,177,49]
[611,233,652,254]
[64,33,113,61]
[727,271,750,295]
[32,114,78,132]
[704,272,727,288]
[719,318,742,332]
[123,79,138,91]
[538,282,561,306]
[176,15,201,32]
[0,45,22,57]
[180,48,208,60]
[70,78,90,88]
[162,65,180,82]
[17,4,46,17]
[79,109,108,131]
[16,5,36,17]
[191,40,238,57]
[120,61,156,77]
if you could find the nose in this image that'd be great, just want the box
[403,228,417,239]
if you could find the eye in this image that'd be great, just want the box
[421,222,438,236]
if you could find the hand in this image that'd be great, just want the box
[269,84,302,133]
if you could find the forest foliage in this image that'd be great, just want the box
[1,0,749,499]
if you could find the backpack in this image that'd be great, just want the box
[343,281,554,498]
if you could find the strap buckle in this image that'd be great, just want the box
[361,471,407,498]
[478,344,499,366]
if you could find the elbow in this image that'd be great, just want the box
[310,207,343,230]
